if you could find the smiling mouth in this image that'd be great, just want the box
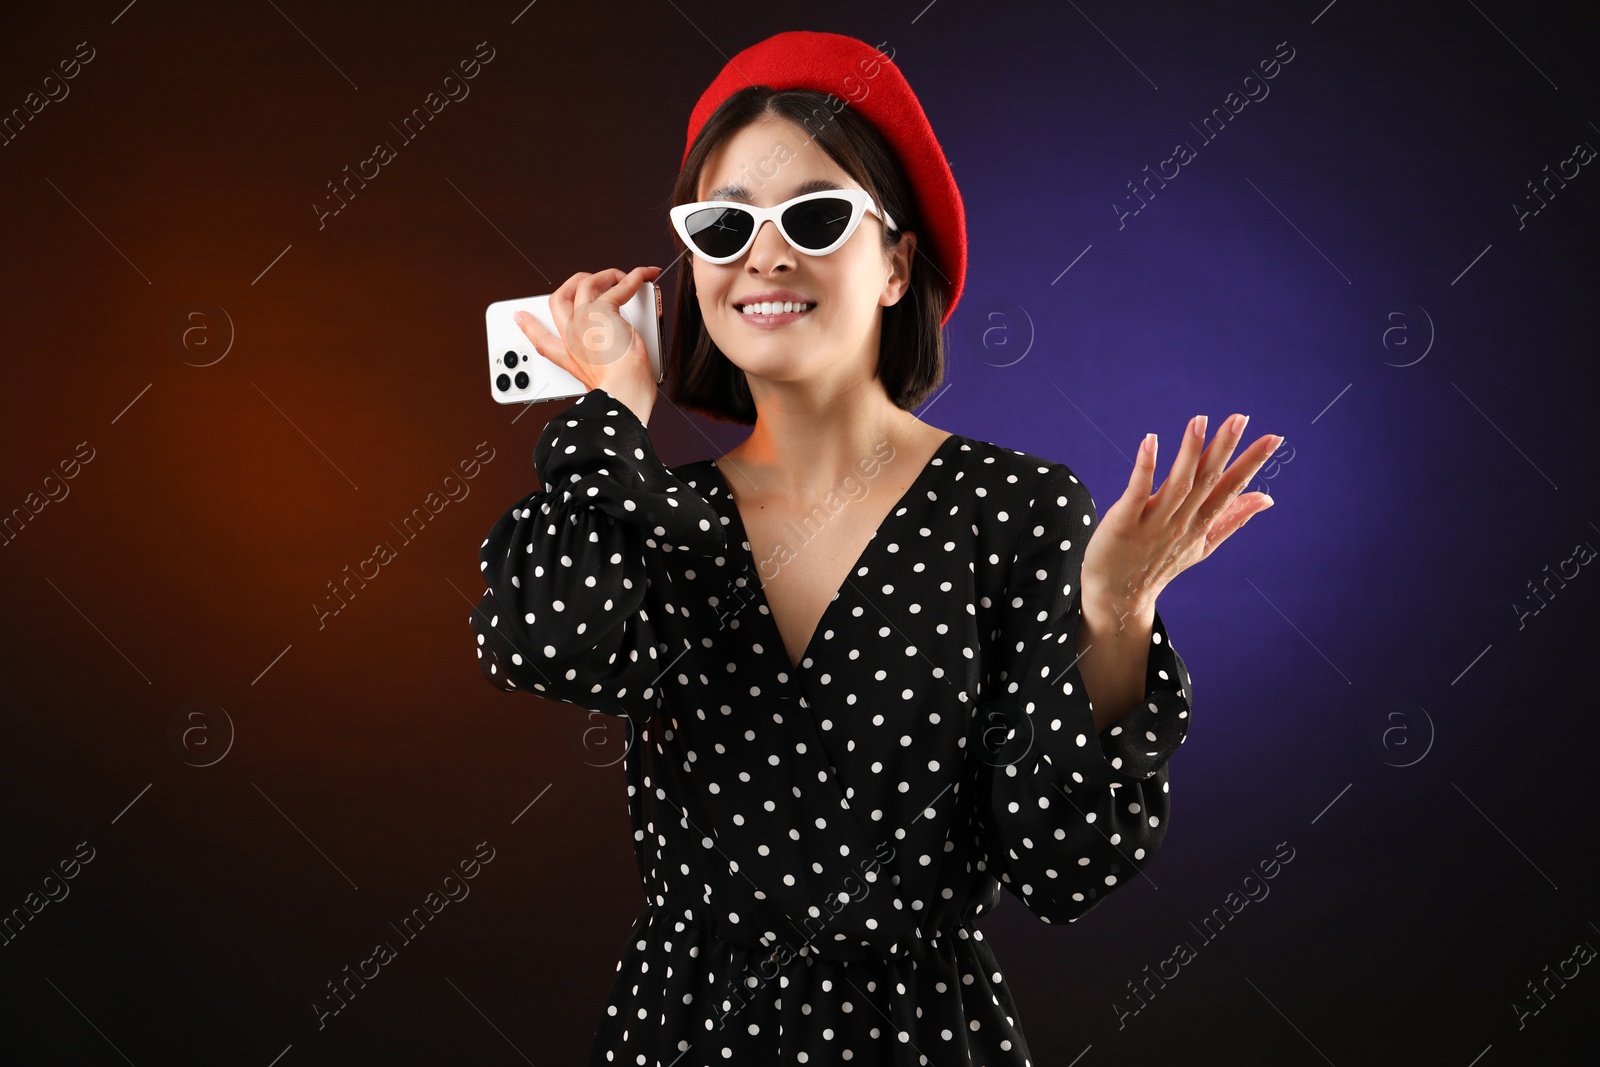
[735,300,817,316]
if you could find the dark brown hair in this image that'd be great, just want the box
[665,87,948,425]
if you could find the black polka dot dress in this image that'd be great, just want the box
[469,388,1193,1066]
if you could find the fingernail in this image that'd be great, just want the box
[1263,494,1275,507]
[1232,413,1249,434]
[1193,414,1207,439]
[1145,432,1157,454]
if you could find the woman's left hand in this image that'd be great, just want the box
[1080,414,1283,627]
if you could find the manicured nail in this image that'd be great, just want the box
[1193,414,1207,439]
[1145,432,1157,454]
[1232,413,1249,434]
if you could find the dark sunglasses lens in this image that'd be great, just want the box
[782,196,856,250]
[683,205,754,258]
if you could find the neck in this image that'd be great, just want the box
[724,376,923,503]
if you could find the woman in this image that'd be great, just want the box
[470,30,1280,1065]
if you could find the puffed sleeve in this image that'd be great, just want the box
[973,461,1193,924]
[468,387,726,721]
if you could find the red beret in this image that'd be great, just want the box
[682,30,967,326]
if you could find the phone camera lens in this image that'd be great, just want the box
[496,373,511,392]
[503,350,519,368]
[514,371,529,389]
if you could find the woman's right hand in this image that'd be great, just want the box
[513,265,663,425]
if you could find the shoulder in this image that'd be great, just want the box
[668,457,718,488]
[945,435,1096,514]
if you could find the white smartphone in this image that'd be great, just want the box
[485,281,664,405]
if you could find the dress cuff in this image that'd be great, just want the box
[533,387,727,559]
[991,608,1192,792]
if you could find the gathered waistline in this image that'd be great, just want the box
[645,894,978,965]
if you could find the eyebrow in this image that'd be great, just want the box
[705,177,845,202]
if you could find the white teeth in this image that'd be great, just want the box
[738,301,815,315]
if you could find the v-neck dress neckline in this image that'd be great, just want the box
[704,432,966,675]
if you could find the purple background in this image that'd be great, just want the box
[2,0,1596,1062]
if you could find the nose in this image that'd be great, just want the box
[744,217,795,272]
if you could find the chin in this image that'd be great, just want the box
[720,350,808,379]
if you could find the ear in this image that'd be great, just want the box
[881,230,918,308]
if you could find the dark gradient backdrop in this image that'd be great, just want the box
[2,0,1596,1063]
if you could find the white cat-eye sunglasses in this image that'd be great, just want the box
[670,189,898,264]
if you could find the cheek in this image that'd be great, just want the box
[826,265,880,319]
[692,263,726,311]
